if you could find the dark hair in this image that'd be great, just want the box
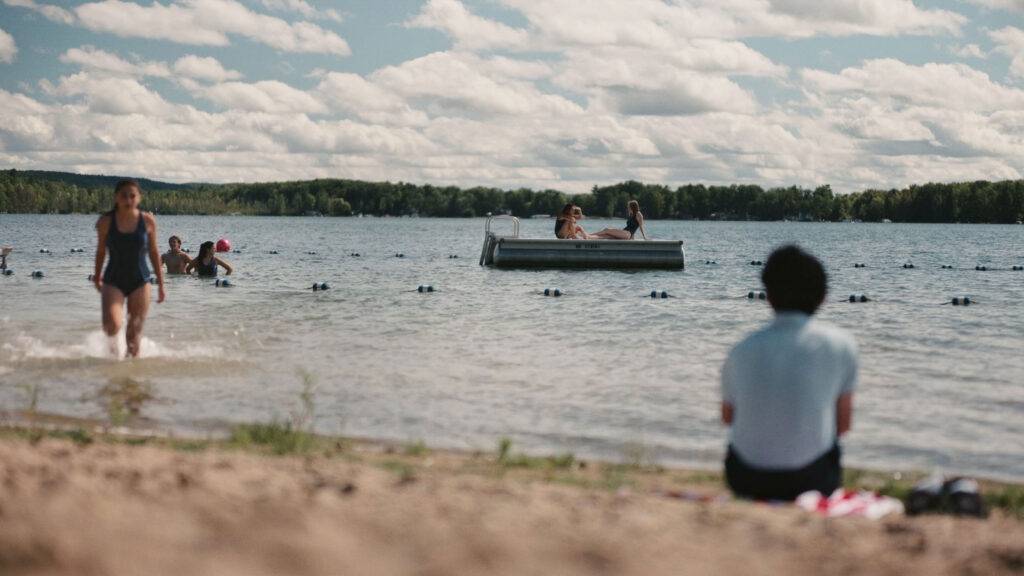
[109,178,141,214]
[196,241,215,266]
[560,203,575,217]
[761,245,827,315]
[168,235,181,245]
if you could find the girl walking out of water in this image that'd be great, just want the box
[93,179,164,357]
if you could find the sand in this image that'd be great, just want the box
[0,434,1022,576]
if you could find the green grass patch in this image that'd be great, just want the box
[229,422,313,455]
[404,440,429,456]
[495,438,576,470]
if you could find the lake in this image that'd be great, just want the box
[1,215,1022,480]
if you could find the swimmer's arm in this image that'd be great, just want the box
[94,216,109,290]
[144,213,165,303]
[215,257,233,275]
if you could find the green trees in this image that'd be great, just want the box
[0,169,1021,223]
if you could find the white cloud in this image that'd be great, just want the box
[260,0,342,22]
[46,72,178,116]
[199,80,328,114]
[73,0,351,55]
[990,26,1024,79]
[173,55,242,82]
[406,0,529,50]
[2,0,76,25]
[949,43,987,59]
[963,0,1024,12]
[59,46,170,77]
[371,52,582,117]
[0,27,16,64]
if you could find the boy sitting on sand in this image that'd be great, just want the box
[721,245,858,500]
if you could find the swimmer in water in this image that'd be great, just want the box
[0,245,11,270]
[186,241,233,277]
[161,235,191,275]
[93,179,165,358]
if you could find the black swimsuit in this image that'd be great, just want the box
[195,256,218,277]
[103,213,151,295]
[624,214,640,235]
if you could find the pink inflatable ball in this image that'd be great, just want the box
[215,239,231,253]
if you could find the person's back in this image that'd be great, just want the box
[721,245,858,501]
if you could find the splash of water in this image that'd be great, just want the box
[2,331,227,362]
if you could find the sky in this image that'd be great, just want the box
[0,0,1022,193]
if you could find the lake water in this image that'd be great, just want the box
[1,215,1022,480]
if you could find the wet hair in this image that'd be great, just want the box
[627,200,640,216]
[196,241,215,266]
[168,235,181,245]
[761,245,828,315]
[109,178,141,214]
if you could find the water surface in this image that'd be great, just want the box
[1,215,1022,480]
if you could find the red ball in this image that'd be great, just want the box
[215,238,231,253]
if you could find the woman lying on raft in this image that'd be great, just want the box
[555,201,647,240]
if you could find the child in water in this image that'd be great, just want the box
[161,235,191,275]
[93,179,165,358]
[186,241,233,277]
[0,246,11,270]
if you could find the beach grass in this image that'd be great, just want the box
[2,423,1022,519]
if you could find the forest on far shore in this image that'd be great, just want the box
[1,169,1022,224]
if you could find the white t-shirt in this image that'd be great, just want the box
[722,311,858,469]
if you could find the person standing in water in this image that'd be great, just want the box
[590,200,648,240]
[186,241,233,277]
[161,235,191,275]
[0,245,11,270]
[93,179,165,358]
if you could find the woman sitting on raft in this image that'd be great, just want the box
[589,200,647,240]
[555,203,583,239]
[186,241,233,277]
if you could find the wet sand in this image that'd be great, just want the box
[1,431,1022,576]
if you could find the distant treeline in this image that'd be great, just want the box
[1,169,1022,223]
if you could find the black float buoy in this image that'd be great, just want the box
[974,265,989,271]
[848,294,870,303]
[543,287,562,297]
[449,254,459,259]
[2,269,13,276]
[269,250,279,255]
[417,285,435,293]
[349,252,361,257]
[307,251,317,255]
[951,296,972,306]
[758,291,766,300]
[1012,265,1023,271]
[312,282,330,291]
[750,260,763,266]
[395,253,405,258]
[853,263,866,268]
[215,278,231,287]
[39,248,50,254]
[232,249,242,254]
[31,270,44,278]
[649,290,669,299]
[704,260,717,265]
[902,263,915,269]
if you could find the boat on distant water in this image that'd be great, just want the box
[882,218,892,223]
[479,216,685,270]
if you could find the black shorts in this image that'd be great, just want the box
[725,443,842,501]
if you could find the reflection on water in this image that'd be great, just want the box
[0,215,1022,480]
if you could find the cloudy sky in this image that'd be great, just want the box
[0,0,1022,192]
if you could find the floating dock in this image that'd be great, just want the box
[479,216,685,270]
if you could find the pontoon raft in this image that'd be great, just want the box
[479,216,685,270]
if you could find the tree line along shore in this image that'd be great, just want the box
[1,169,1023,223]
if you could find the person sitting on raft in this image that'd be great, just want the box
[720,245,858,501]
[186,241,233,277]
[571,206,593,239]
[589,200,647,240]
[555,203,589,239]
[161,235,191,275]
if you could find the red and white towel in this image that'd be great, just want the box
[796,489,904,519]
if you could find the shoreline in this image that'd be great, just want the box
[1,422,1023,575]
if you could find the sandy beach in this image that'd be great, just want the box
[1,426,1022,576]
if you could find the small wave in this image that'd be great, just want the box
[3,331,227,362]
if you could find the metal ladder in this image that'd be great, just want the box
[479,215,520,266]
